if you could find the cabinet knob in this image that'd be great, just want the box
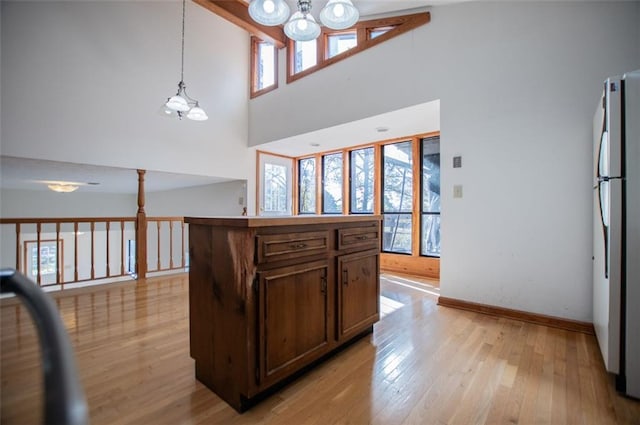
[342,269,348,285]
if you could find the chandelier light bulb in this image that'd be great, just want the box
[263,0,275,14]
[333,3,344,17]
[298,18,308,31]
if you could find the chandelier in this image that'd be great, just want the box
[161,0,208,121]
[249,0,359,42]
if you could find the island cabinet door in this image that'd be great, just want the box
[256,260,330,390]
[337,249,380,341]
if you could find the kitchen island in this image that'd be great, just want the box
[185,215,382,412]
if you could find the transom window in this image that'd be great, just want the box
[293,39,317,73]
[251,37,278,98]
[326,31,357,59]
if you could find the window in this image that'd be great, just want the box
[382,142,413,254]
[350,147,374,213]
[293,39,317,74]
[369,26,395,39]
[278,12,430,83]
[299,157,316,214]
[421,137,441,257]
[322,153,343,213]
[30,242,58,276]
[259,153,293,216]
[251,37,277,97]
[326,31,357,58]
[264,164,287,212]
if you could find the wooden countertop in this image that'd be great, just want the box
[184,215,382,228]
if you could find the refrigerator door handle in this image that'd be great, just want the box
[597,181,610,279]
[598,175,623,182]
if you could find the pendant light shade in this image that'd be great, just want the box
[186,104,208,121]
[285,11,321,42]
[319,0,359,30]
[165,94,190,112]
[248,0,290,26]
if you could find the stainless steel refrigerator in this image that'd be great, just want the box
[593,69,639,399]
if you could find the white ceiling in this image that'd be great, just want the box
[255,100,440,157]
[0,156,231,194]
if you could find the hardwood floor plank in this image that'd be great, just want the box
[2,273,639,425]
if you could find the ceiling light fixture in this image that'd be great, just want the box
[249,0,359,42]
[47,183,80,193]
[161,0,208,121]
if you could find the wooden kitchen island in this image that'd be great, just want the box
[185,215,382,412]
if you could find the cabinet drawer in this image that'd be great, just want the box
[337,225,380,251]
[257,231,329,264]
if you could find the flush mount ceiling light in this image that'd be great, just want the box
[249,0,359,41]
[47,183,80,193]
[161,0,208,121]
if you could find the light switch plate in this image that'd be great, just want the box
[453,185,463,198]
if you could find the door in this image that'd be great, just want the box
[257,261,329,388]
[593,79,622,374]
[337,249,379,340]
[258,153,293,216]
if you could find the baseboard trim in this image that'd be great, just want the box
[437,296,594,335]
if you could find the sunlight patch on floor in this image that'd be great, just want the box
[382,274,440,297]
[380,295,405,317]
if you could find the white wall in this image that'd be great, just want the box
[249,1,640,322]
[145,180,247,217]
[1,1,250,181]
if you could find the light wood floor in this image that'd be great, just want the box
[2,273,639,424]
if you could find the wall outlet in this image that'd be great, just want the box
[453,185,463,198]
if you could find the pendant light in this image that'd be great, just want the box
[285,1,321,42]
[319,0,359,30]
[161,0,208,121]
[249,0,290,26]
[248,0,359,42]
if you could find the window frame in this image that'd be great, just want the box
[286,12,430,84]
[419,136,441,258]
[349,147,376,215]
[298,156,317,214]
[381,141,414,255]
[321,152,344,214]
[324,29,358,60]
[250,36,278,99]
[256,151,294,216]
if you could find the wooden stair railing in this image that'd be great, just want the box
[0,216,188,290]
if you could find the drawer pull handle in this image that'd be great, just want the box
[355,235,368,240]
[289,243,307,249]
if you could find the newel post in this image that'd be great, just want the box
[136,169,147,279]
